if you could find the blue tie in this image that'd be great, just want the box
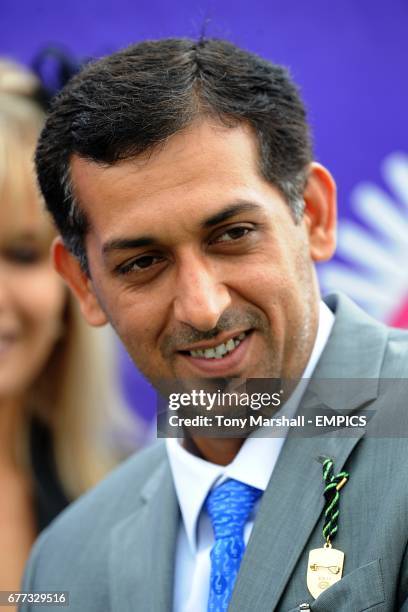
[205,479,262,611]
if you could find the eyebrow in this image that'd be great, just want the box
[102,236,155,256]
[2,231,50,245]
[102,201,262,256]
[7,231,43,240]
[202,201,262,228]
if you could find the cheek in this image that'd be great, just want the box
[227,256,292,309]
[107,294,161,350]
[108,291,173,376]
[21,267,66,337]
[0,268,66,398]
[228,244,314,330]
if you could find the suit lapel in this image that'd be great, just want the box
[228,431,364,611]
[230,293,388,611]
[109,458,179,612]
[310,293,387,411]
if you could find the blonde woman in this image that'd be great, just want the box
[0,60,136,594]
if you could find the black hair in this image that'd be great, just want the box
[35,38,313,274]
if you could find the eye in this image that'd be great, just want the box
[5,245,43,265]
[117,253,165,275]
[211,225,253,244]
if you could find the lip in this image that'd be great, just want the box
[0,336,17,357]
[177,329,250,353]
[178,331,253,376]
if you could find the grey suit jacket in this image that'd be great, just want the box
[21,293,408,611]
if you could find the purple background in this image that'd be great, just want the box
[2,0,407,209]
[2,1,407,423]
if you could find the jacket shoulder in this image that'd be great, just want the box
[34,440,167,550]
[21,441,169,606]
[72,439,164,511]
[382,325,408,377]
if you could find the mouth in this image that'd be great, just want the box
[0,334,17,358]
[177,330,254,375]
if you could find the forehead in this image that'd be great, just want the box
[70,120,280,243]
[0,163,53,244]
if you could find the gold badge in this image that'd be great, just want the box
[306,543,344,599]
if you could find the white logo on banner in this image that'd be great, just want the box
[319,152,408,327]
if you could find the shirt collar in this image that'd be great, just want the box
[166,300,334,552]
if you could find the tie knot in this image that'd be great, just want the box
[204,479,262,539]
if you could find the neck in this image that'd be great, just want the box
[185,436,245,465]
[0,395,26,471]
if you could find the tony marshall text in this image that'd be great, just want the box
[168,414,367,429]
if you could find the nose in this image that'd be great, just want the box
[0,264,13,311]
[173,256,231,331]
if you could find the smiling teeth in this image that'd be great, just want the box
[190,333,246,359]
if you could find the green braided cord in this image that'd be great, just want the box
[322,458,349,543]
[322,459,333,482]
[325,492,339,516]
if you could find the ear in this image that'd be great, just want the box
[52,237,108,327]
[302,162,337,262]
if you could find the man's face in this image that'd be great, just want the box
[63,120,335,388]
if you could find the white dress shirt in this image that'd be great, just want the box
[166,301,334,612]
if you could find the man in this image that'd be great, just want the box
[21,38,408,611]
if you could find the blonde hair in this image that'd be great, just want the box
[0,59,138,499]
